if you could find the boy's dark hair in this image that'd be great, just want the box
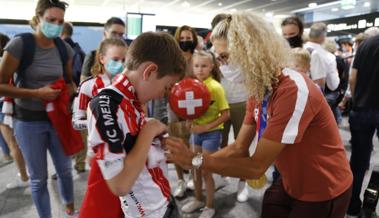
[105,17,125,30]
[62,22,73,36]
[30,0,68,29]
[281,16,304,36]
[126,32,186,79]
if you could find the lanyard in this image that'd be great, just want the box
[256,93,270,140]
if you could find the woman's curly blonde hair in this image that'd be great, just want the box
[211,12,290,101]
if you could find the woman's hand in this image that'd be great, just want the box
[163,137,195,170]
[35,86,61,101]
[191,124,209,134]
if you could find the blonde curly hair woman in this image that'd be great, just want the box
[211,12,290,102]
[165,11,353,218]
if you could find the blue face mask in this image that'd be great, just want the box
[40,20,63,39]
[105,60,124,76]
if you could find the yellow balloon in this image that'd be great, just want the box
[247,175,267,189]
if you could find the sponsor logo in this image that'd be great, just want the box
[104,158,123,168]
[98,95,120,143]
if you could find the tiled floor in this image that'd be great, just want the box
[0,117,378,218]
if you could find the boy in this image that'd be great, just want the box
[290,47,311,76]
[81,32,186,218]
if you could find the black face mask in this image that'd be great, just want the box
[179,41,196,53]
[287,35,303,48]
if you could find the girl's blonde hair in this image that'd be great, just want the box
[91,38,127,77]
[193,51,221,82]
[211,12,290,101]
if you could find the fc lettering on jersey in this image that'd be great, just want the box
[90,91,124,153]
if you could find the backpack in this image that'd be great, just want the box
[71,42,85,86]
[324,55,350,106]
[15,32,69,85]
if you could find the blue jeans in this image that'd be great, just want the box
[14,120,74,218]
[0,112,10,156]
[347,108,379,215]
[193,130,222,152]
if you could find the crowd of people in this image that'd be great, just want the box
[0,0,379,218]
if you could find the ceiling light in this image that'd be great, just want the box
[331,7,339,11]
[218,2,222,6]
[265,12,274,17]
[308,3,318,8]
[230,8,237,12]
[274,14,289,19]
[363,2,370,7]
[181,1,190,8]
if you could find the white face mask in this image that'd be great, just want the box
[219,64,245,83]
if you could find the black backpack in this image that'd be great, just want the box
[324,55,350,106]
[15,33,69,85]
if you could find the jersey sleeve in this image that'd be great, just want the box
[263,81,314,144]
[87,91,127,180]
[72,80,93,130]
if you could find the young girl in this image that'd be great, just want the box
[181,51,230,218]
[72,38,127,130]
[73,38,127,218]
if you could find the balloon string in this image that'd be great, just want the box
[187,120,197,181]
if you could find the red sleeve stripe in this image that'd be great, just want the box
[79,94,91,110]
[120,99,139,136]
[92,76,105,96]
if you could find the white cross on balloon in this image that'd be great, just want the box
[178,91,203,115]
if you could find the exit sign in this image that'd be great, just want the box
[341,0,356,10]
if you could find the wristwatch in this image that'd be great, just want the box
[192,153,203,169]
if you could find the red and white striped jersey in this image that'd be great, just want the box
[87,74,171,218]
[72,74,111,130]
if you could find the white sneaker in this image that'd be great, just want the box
[182,199,204,213]
[237,181,249,202]
[174,180,186,198]
[64,210,79,218]
[345,215,359,218]
[187,178,194,190]
[6,179,29,189]
[199,207,215,218]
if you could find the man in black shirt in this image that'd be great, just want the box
[347,33,379,217]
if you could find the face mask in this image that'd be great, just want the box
[40,20,63,39]
[179,41,196,53]
[105,60,124,76]
[286,35,303,48]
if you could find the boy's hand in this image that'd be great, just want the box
[142,118,168,138]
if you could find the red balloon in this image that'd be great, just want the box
[168,77,211,120]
